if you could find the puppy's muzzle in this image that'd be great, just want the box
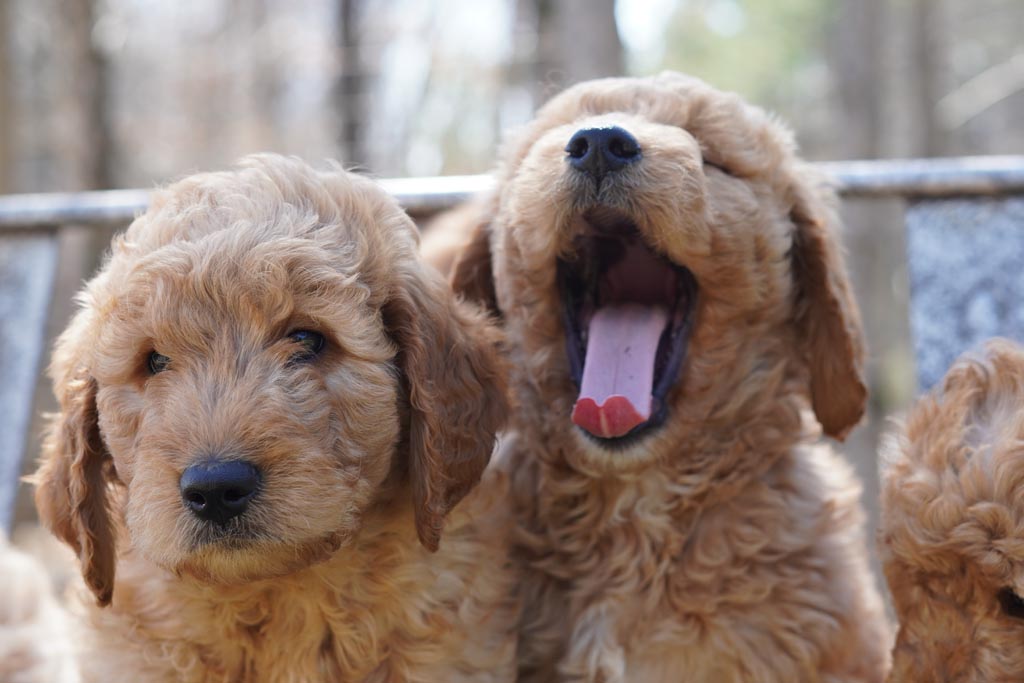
[180,460,261,525]
[565,126,641,182]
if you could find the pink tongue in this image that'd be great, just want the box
[571,304,668,438]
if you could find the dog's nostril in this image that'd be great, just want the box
[608,136,640,160]
[223,488,246,504]
[179,460,261,525]
[565,136,590,159]
[185,491,207,509]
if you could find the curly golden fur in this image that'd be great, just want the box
[32,155,517,682]
[433,72,891,681]
[881,339,1024,682]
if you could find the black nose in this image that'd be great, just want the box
[565,126,641,180]
[179,460,261,525]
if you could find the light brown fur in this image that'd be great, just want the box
[0,534,79,683]
[420,197,492,280]
[881,339,1024,683]
[435,72,891,682]
[32,155,517,682]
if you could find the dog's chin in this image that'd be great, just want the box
[170,532,345,586]
[564,423,672,474]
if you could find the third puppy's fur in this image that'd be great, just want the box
[438,72,891,682]
[881,339,1024,682]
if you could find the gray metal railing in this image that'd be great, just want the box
[2,157,1024,230]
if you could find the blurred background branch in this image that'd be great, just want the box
[938,52,1024,130]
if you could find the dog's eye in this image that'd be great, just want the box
[147,351,171,375]
[998,587,1024,619]
[287,330,325,362]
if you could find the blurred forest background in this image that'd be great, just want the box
[3,0,1023,191]
[4,0,1024,589]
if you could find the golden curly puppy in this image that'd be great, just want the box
[33,155,517,682]
[436,72,891,682]
[881,339,1024,682]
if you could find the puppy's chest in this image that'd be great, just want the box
[180,590,398,681]
[144,572,456,683]
[518,471,792,629]
[219,593,387,679]
[521,474,692,597]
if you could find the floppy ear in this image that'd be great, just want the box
[789,167,867,441]
[33,365,117,606]
[449,218,499,318]
[383,258,508,551]
[447,196,500,318]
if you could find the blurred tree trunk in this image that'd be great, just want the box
[553,0,623,84]
[829,0,908,616]
[335,0,366,169]
[15,0,117,527]
[523,0,622,93]
[910,0,945,156]
[250,0,283,149]
[54,0,113,190]
[31,0,115,327]
[833,0,886,159]
[514,0,554,103]
[0,0,11,192]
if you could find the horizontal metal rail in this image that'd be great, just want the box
[816,156,1024,198]
[1,157,1023,231]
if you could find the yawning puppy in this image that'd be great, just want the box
[33,155,517,682]
[437,72,891,682]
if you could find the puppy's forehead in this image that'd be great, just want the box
[112,160,414,267]
[505,72,794,179]
[85,162,426,359]
[101,162,417,302]
[550,80,684,119]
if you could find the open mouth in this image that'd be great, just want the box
[557,207,697,445]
